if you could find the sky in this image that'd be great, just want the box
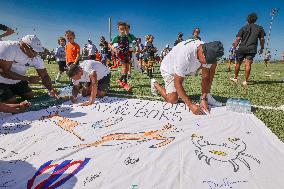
[1,0,283,59]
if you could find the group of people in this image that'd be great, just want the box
[0,12,267,115]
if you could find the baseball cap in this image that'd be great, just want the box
[202,41,224,64]
[21,35,44,53]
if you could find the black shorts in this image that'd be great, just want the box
[236,53,256,62]
[88,55,96,60]
[80,73,111,92]
[0,81,32,101]
[57,61,67,72]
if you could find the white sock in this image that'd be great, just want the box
[56,73,61,81]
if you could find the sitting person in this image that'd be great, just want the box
[0,101,31,113]
[67,60,111,106]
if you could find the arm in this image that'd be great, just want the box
[36,69,57,96]
[74,51,80,64]
[70,85,80,102]
[108,43,118,54]
[0,27,14,38]
[232,37,241,50]
[89,71,98,103]
[0,59,31,81]
[174,74,193,107]
[0,101,31,113]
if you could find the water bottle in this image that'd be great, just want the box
[244,100,251,114]
[226,98,233,111]
[239,99,246,113]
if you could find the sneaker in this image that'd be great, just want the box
[117,79,125,87]
[242,81,248,87]
[123,83,131,91]
[151,78,158,96]
[230,77,238,83]
[207,93,222,107]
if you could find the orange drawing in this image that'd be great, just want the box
[57,123,175,151]
[40,112,85,141]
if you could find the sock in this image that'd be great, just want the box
[124,74,128,83]
[56,73,61,81]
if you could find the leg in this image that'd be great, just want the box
[244,59,253,82]
[234,60,242,79]
[208,64,217,92]
[156,85,178,103]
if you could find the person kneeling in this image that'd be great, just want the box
[152,40,224,115]
[67,60,111,106]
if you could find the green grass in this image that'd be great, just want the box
[27,61,284,141]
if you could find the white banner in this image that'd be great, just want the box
[1,97,284,189]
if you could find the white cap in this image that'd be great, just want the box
[21,35,44,53]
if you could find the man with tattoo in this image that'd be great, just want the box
[0,35,58,103]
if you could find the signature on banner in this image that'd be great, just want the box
[203,178,248,189]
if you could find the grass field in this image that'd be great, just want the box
[27,61,284,142]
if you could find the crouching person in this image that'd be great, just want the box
[67,60,111,106]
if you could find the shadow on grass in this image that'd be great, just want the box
[249,80,284,85]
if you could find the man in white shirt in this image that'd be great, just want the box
[87,39,97,60]
[0,35,57,103]
[67,60,111,106]
[151,39,224,115]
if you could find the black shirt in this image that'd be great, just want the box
[237,23,266,54]
[0,24,8,31]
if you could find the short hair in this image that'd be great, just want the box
[66,64,81,78]
[65,30,75,37]
[192,28,200,35]
[247,13,258,24]
[57,37,66,45]
[126,23,130,29]
[117,21,126,28]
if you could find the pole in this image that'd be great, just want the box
[109,17,112,42]
[265,8,279,57]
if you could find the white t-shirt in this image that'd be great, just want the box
[0,41,45,84]
[73,60,110,86]
[160,39,204,77]
[87,44,97,56]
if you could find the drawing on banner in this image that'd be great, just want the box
[0,168,16,188]
[83,172,101,186]
[27,158,90,189]
[191,134,260,172]
[0,117,32,136]
[92,117,123,129]
[124,157,139,165]
[202,177,248,189]
[40,111,85,141]
[57,123,176,151]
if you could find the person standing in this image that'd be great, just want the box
[174,32,184,46]
[86,39,97,60]
[230,13,266,86]
[54,37,67,83]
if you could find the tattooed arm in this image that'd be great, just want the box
[36,69,58,97]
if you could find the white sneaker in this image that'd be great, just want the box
[230,78,238,83]
[207,93,222,107]
[151,79,158,96]
[242,81,248,86]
